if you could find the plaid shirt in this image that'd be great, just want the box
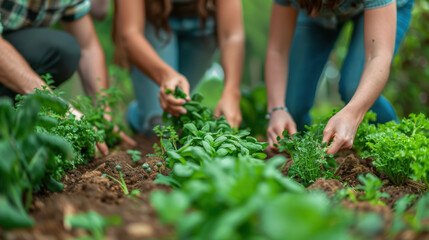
[0,0,91,34]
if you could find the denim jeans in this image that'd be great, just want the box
[286,0,414,130]
[127,17,217,135]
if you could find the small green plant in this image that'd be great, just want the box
[0,94,73,229]
[64,210,122,240]
[102,165,139,198]
[277,126,337,187]
[359,113,429,185]
[156,162,163,167]
[334,184,358,203]
[142,163,149,169]
[126,150,142,162]
[72,88,124,147]
[390,193,429,236]
[355,174,390,206]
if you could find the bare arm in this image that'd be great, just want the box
[115,0,189,116]
[214,0,245,127]
[61,15,108,98]
[0,36,48,94]
[90,0,110,21]
[265,4,298,146]
[324,2,396,154]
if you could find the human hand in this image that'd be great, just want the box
[159,73,191,116]
[322,107,364,155]
[267,109,297,148]
[215,89,242,128]
[103,108,137,148]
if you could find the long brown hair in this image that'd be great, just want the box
[145,0,215,36]
[297,0,342,16]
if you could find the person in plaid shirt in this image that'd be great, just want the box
[0,0,135,154]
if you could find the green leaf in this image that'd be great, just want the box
[45,175,64,192]
[150,190,190,224]
[154,173,182,188]
[0,196,34,229]
[184,123,198,136]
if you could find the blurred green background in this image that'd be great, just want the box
[60,0,429,137]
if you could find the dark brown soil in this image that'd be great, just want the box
[307,178,344,196]
[2,135,172,240]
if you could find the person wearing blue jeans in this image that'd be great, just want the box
[265,0,414,154]
[114,0,245,136]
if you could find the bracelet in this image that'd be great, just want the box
[265,106,288,120]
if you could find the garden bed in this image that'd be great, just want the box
[2,142,427,240]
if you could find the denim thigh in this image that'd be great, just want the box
[286,12,343,130]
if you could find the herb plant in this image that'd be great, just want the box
[355,174,390,206]
[362,113,429,185]
[72,88,124,147]
[277,124,337,187]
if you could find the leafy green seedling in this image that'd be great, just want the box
[334,184,358,203]
[355,173,390,206]
[146,168,152,173]
[156,162,163,167]
[64,210,122,240]
[127,150,142,162]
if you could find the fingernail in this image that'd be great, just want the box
[180,109,187,115]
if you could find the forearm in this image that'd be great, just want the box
[346,56,392,118]
[78,41,108,97]
[265,50,288,110]
[219,33,244,96]
[0,37,47,94]
[123,34,176,85]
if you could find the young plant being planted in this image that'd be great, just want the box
[103,165,140,198]
[127,150,142,162]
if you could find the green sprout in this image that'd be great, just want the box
[127,150,142,162]
[102,165,140,198]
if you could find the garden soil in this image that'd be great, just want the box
[1,140,427,240]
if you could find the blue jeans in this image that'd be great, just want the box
[286,0,414,130]
[128,17,217,135]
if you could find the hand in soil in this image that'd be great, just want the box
[323,107,363,155]
[214,90,242,128]
[160,73,191,116]
[267,110,297,148]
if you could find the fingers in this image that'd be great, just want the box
[324,127,354,155]
[179,81,191,101]
[267,126,282,147]
[96,142,109,156]
[159,92,187,116]
[120,131,137,147]
[286,122,297,135]
[322,126,334,144]
[159,77,190,116]
[214,106,222,118]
